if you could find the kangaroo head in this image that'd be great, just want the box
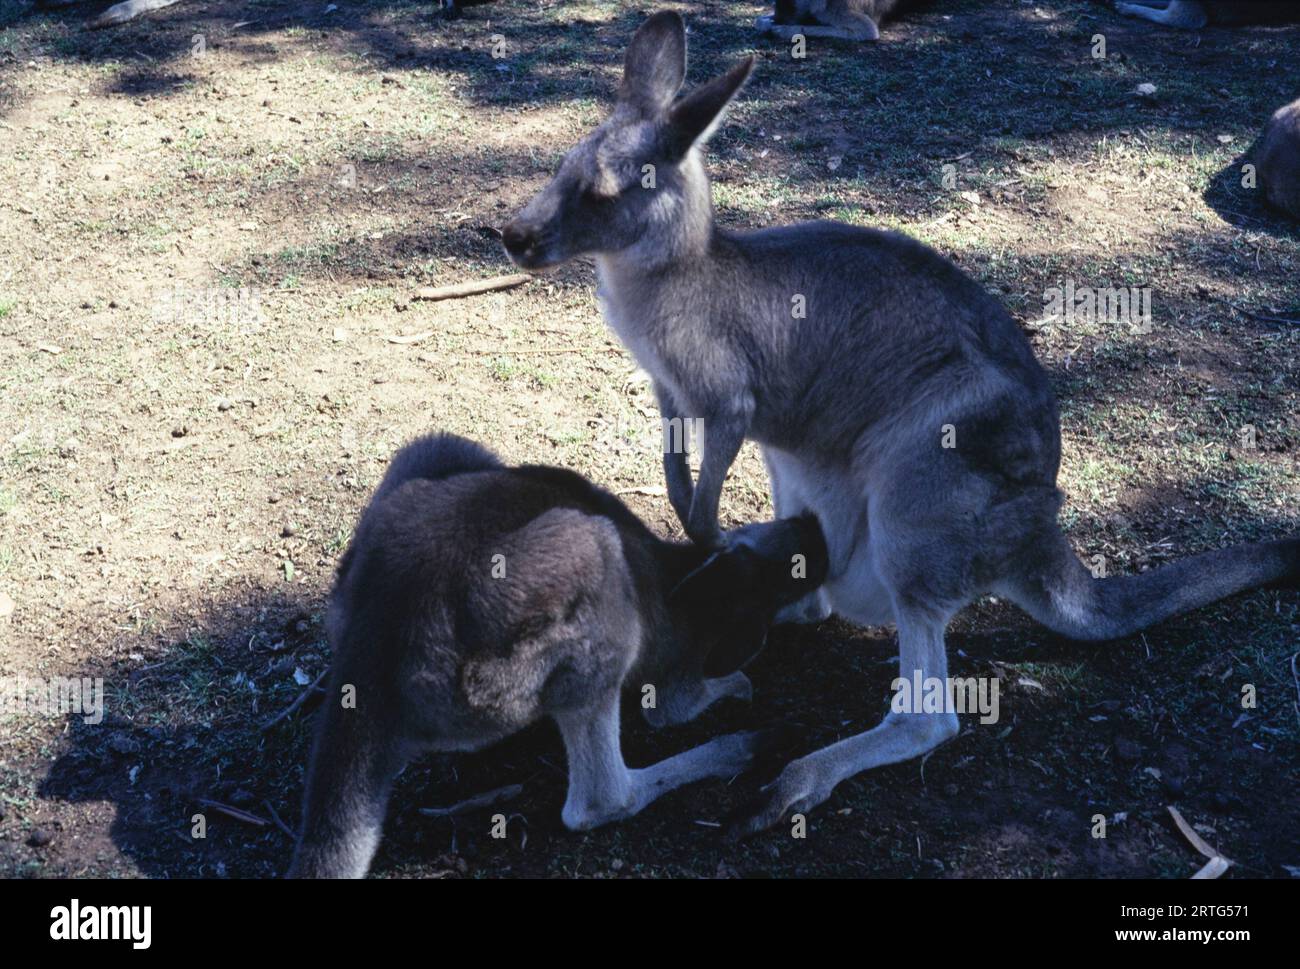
[668,513,829,680]
[502,10,753,270]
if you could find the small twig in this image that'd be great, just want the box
[1290,651,1299,728]
[260,670,328,732]
[413,273,532,302]
[1213,296,1300,326]
[198,798,268,827]
[263,800,299,841]
[419,784,523,818]
[385,331,433,345]
[470,345,618,356]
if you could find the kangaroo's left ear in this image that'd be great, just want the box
[665,56,754,158]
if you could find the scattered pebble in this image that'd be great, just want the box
[171,424,188,438]
[1115,736,1143,762]
[28,828,53,848]
[107,734,139,756]
[0,591,14,619]
[281,523,297,538]
[1136,83,1157,97]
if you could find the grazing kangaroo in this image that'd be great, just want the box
[502,11,1300,836]
[287,432,828,877]
[1257,97,1300,220]
[755,0,916,41]
[1115,1,1300,29]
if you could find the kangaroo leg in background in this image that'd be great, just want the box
[1114,1,1209,29]
[642,671,754,729]
[554,691,763,830]
[756,11,881,41]
[654,381,696,529]
[287,688,408,879]
[686,408,750,547]
[88,0,183,29]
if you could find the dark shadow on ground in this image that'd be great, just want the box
[21,517,1300,879]
[1204,139,1300,241]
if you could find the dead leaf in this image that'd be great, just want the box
[1168,805,1233,879]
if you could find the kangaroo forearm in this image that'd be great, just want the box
[686,415,747,545]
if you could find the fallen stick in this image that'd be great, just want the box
[444,345,620,357]
[413,273,532,302]
[260,669,328,732]
[263,800,299,841]
[198,798,269,827]
[1214,296,1300,326]
[1290,651,1299,728]
[419,784,523,818]
[386,331,434,345]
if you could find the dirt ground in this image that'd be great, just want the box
[0,0,1297,879]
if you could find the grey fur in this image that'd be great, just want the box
[287,432,828,877]
[1257,97,1300,220]
[503,11,1300,836]
[755,0,917,41]
[1115,1,1300,29]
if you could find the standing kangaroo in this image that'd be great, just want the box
[1114,1,1300,29]
[502,11,1300,836]
[288,432,828,877]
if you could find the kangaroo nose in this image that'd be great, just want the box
[501,222,535,258]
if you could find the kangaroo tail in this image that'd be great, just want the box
[286,672,405,879]
[1004,525,1300,642]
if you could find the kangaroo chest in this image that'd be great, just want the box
[596,274,704,411]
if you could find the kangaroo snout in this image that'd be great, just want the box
[500,220,540,264]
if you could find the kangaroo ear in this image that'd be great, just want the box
[666,57,754,157]
[620,11,687,117]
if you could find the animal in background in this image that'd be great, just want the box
[1256,97,1300,220]
[1114,1,1300,29]
[35,0,183,29]
[502,11,1300,837]
[755,0,918,41]
[288,432,828,877]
